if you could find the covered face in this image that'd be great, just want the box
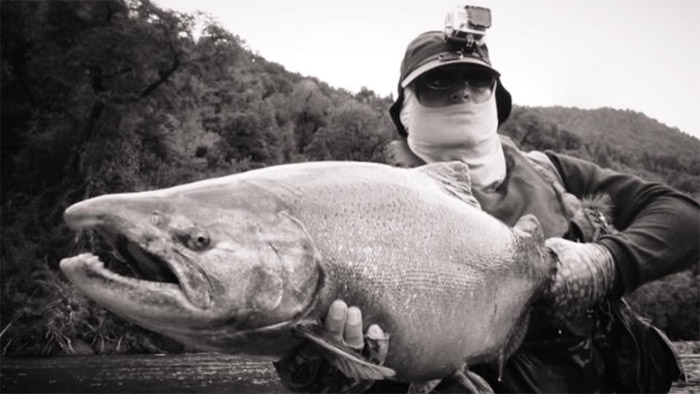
[389,31,512,138]
[389,30,512,188]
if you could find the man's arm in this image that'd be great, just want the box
[545,151,699,295]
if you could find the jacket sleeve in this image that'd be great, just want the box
[544,151,699,295]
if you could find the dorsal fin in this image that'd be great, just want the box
[416,162,481,209]
[512,214,544,243]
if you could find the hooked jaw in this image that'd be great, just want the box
[60,253,206,321]
[61,195,213,318]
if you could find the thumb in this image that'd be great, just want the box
[365,324,389,365]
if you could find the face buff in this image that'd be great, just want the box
[401,86,506,188]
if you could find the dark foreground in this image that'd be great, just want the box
[2,347,699,393]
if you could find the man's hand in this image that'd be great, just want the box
[325,300,388,362]
[543,238,617,323]
[274,300,388,393]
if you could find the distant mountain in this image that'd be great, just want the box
[499,106,700,197]
[528,106,699,160]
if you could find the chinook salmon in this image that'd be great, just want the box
[60,161,555,391]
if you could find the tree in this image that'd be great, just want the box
[287,80,331,153]
[0,0,232,355]
[306,100,393,162]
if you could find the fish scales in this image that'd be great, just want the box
[282,164,541,378]
[60,161,553,385]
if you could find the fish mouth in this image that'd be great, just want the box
[114,235,180,285]
[62,227,212,311]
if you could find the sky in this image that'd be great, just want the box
[154,0,700,139]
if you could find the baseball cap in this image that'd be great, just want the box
[399,31,499,88]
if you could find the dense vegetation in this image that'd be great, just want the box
[1,0,697,356]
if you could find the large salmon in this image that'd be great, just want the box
[60,161,554,391]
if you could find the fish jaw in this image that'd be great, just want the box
[60,253,312,356]
[60,253,212,325]
[60,189,324,352]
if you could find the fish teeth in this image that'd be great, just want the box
[60,253,105,274]
[76,252,104,268]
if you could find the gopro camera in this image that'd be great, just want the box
[444,5,492,48]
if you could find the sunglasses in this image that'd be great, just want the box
[417,66,497,91]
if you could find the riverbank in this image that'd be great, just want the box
[2,342,699,393]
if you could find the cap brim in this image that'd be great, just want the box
[401,57,498,88]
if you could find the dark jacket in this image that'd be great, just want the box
[389,137,699,296]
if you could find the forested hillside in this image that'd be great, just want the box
[499,107,700,198]
[1,0,697,356]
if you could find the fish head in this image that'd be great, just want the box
[60,180,322,355]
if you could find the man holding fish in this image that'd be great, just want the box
[276,5,699,393]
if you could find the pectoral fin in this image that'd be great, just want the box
[454,368,495,394]
[293,323,396,381]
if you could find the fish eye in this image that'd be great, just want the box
[188,232,210,250]
[174,227,210,251]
